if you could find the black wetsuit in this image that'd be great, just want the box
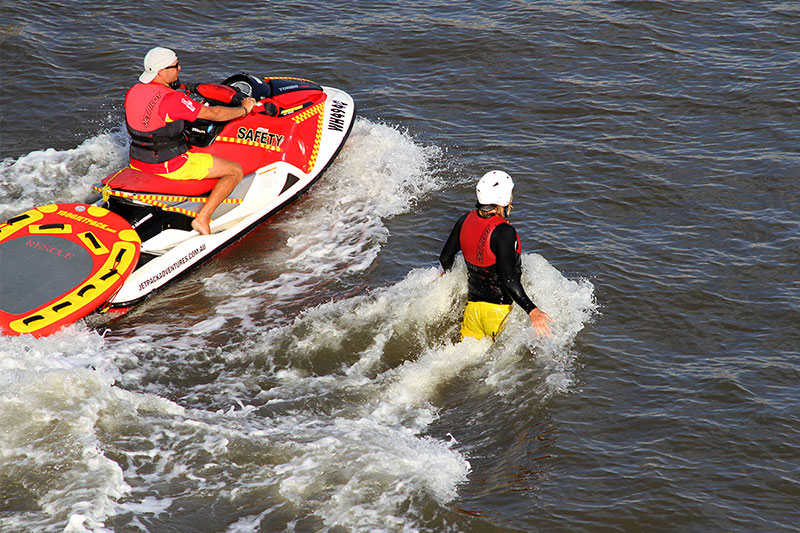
[439,211,537,313]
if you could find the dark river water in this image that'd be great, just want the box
[1,1,798,531]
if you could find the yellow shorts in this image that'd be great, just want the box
[460,301,513,341]
[157,152,214,180]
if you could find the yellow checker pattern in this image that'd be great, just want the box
[93,186,242,219]
[266,76,316,84]
[292,102,325,124]
[291,102,326,172]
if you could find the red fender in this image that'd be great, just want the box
[189,83,239,104]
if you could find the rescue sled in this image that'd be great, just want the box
[0,74,355,336]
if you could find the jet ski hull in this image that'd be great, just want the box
[0,75,355,335]
[101,81,356,308]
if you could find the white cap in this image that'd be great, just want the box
[139,47,177,83]
[476,170,514,207]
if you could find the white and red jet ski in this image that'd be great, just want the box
[0,73,355,336]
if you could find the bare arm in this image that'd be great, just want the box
[196,96,256,121]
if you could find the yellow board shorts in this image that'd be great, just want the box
[460,301,513,341]
[157,152,214,180]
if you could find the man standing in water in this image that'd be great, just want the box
[439,170,553,340]
[125,47,256,235]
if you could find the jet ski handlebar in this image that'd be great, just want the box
[181,82,249,106]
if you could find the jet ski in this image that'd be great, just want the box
[0,73,356,336]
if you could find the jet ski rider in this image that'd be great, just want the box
[439,171,553,340]
[125,47,256,235]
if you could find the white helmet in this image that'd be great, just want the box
[476,170,514,207]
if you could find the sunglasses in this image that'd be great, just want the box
[163,63,180,70]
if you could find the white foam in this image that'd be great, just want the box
[0,119,596,532]
[197,117,446,327]
[182,254,595,530]
[476,253,598,394]
[0,128,128,220]
[273,415,470,531]
[277,117,444,276]
[0,319,189,532]
[0,249,594,532]
[189,315,229,334]
[1,368,131,531]
[117,495,173,516]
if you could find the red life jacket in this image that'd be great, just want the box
[459,210,520,267]
[124,83,188,164]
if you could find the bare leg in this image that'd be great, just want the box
[191,156,243,235]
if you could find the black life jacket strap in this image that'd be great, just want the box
[126,125,187,151]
